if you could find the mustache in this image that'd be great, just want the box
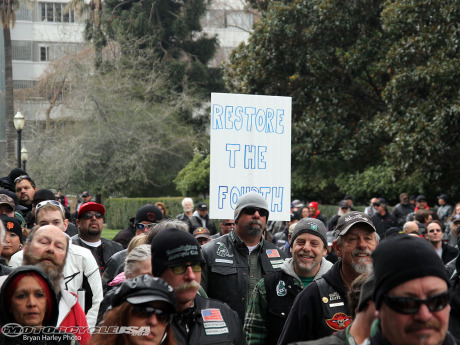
[175,281,201,293]
[351,248,372,257]
[405,320,442,333]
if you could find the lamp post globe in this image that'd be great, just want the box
[13,110,25,168]
[21,147,28,172]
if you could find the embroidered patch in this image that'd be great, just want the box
[215,259,234,264]
[203,321,226,329]
[325,312,351,331]
[216,242,234,258]
[202,309,224,322]
[266,249,280,258]
[204,327,229,335]
[330,302,345,307]
[276,280,287,297]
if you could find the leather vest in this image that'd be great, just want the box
[264,271,302,345]
[316,278,352,336]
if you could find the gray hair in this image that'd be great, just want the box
[145,218,189,244]
[124,244,151,279]
[181,197,194,208]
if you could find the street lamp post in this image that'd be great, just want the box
[21,147,28,172]
[13,110,25,168]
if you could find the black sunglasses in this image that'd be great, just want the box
[242,207,268,218]
[132,304,174,324]
[223,222,235,227]
[383,291,450,314]
[82,212,103,220]
[373,203,381,207]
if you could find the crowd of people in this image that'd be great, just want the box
[0,167,460,345]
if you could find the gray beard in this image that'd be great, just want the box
[351,260,373,274]
[23,251,64,293]
[246,220,263,237]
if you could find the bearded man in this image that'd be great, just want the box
[278,212,379,344]
[201,191,287,324]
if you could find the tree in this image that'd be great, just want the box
[103,0,224,100]
[24,43,199,197]
[174,153,210,196]
[1,0,20,167]
[225,0,460,203]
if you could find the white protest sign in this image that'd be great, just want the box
[209,93,291,221]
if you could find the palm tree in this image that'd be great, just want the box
[1,0,20,167]
[65,0,105,68]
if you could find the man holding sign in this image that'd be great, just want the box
[201,191,287,324]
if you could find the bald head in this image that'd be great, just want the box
[25,225,69,264]
[403,221,419,235]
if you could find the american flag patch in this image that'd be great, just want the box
[202,309,223,322]
[266,249,280,258]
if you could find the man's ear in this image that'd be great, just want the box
[64,219,69,230]
[332,240,341,257]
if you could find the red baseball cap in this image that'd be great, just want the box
[78,202,105,218]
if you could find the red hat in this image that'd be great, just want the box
[78,201,105,218]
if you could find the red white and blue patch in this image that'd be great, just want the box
[266,249,280,258]
[202,309,224,322]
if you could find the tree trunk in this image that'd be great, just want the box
[3,27,15,168]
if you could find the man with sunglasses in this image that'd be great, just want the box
[72,202,123,275]
[210,218,236,239]
[369,234,455,345]
[426,220,458,264]
[113,204,163,249]
[201,191,286,324]
[151,227,245,344]
[370,198,398,238]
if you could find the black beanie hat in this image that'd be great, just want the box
[372,234,450,309]
[151,227,205,277]
[135,204,163,224]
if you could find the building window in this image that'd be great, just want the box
[40,2,75,22]
[40,46,50,61]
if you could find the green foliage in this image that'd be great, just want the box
[174,153,210,196]
[103,0,224,99]
[226,0,460,203]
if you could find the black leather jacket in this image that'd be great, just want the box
[201,230,286,323]
[172,294,245,345]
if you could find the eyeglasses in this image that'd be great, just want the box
[132,305,173,324]
[383,291,450,314]
[223,223,235,227]
[428,228,442,233]
[373,203,381,207]
[35,200,65,217]
[81,212,103,220]
[135,223,154,231]
[242,207,268,218]
[170,263,202,275]
[14,175,32,184]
